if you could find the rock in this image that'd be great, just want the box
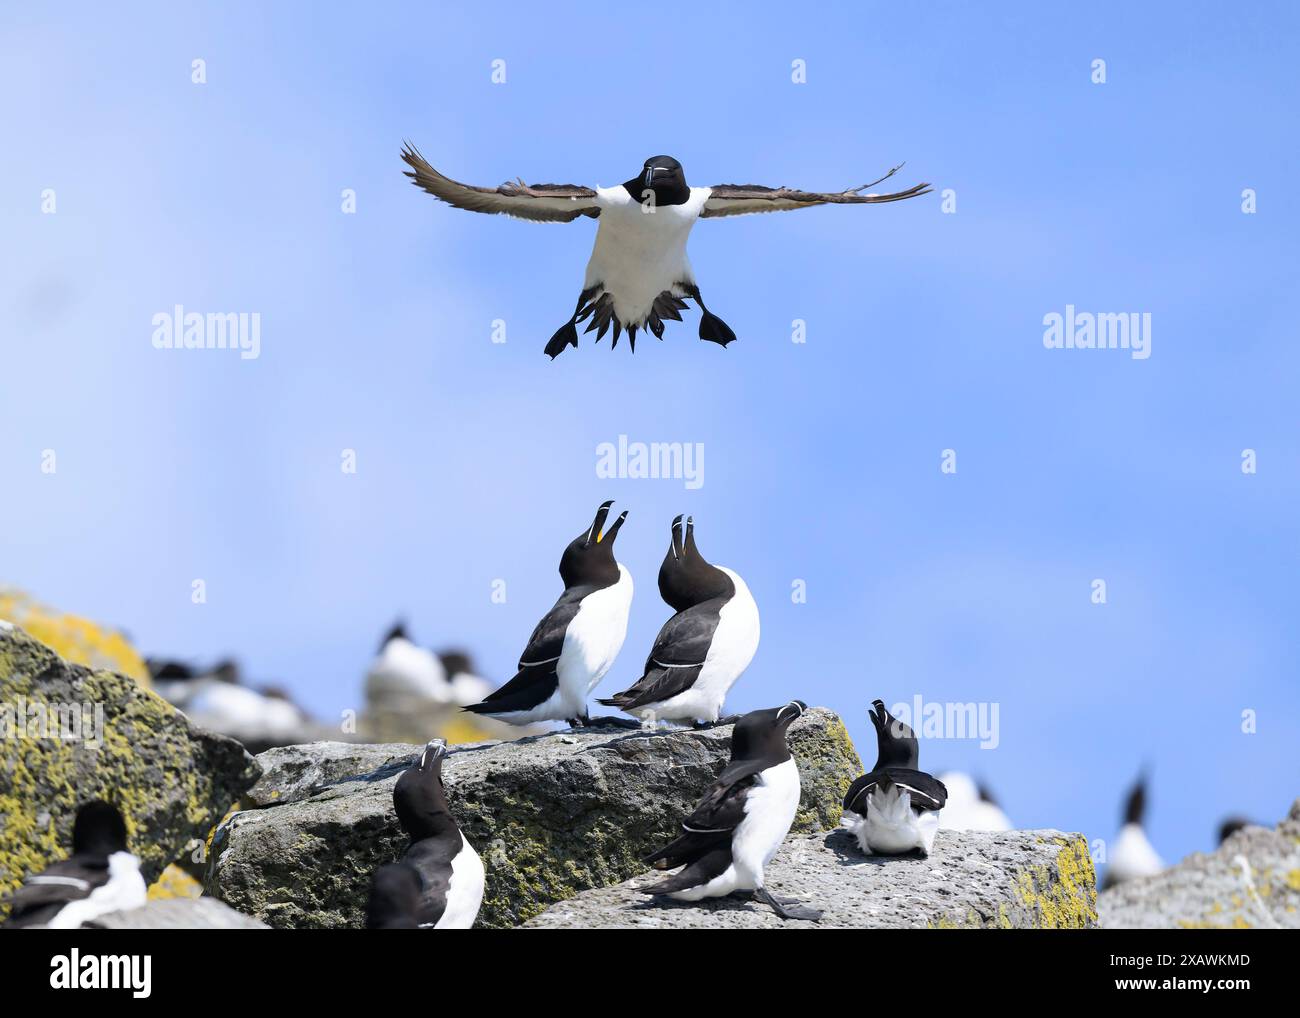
[90,897,268,929]
[0,588,150,687]
[525,827,1098,928]
[207,707,861,929]
[0,627,261,908]
[1099,799,1300,929]
[245,742,420,807]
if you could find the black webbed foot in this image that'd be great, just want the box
[544,321,579,359]
[756,887,822,922]
[698,310,737,347]
[583,714,641,730]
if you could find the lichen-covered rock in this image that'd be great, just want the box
[1099,798,1300,929]
[90,897,268,929]
[207,708,861,929]
[0,626,261,910]
[245,742,419,808]
[526,828,1099,928]
[0,590,150,687]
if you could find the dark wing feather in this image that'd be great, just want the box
[644,757,767,873]
[843,768,948,814]
[701,164,931,219]
[597,601,723,709]
[402,837,457,928]
[1,855,108,928]
[401,143,599,222]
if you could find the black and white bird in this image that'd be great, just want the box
[375,739,484,929]
[842,700,948,856]
[1102,771,1164,889]
[642,702,821,922]
[463,501,634,727]
[401,146,930,357]
[366,624,493,707]
[2,800,147,929]
[598,515,759,727]
[937,771,1012,832]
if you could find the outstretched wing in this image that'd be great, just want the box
[401,143,600,223]
[701,164,930,219]
[843,768,948,815]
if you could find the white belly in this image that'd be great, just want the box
[844,784,941,856]
[1108,822,1164,883]
[584,187,708,326]
[434,835,485,930]
[647,568,760,723]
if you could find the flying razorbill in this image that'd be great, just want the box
[642,702,822,922]
[401,145,931,357]
[371,739,485,929]
[463,501,635,727]
[1,800,147,928]
[842,700,948,857]
[598,515,759,727]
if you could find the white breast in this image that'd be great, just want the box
[730,757,801,889]
[434,834,486,930]
[584,188,709,326]
[1108,822,1164,883]
[557,564,634,706]
[47,852,148,929]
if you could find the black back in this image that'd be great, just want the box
[365,862,423,929]
[843,701,947,815]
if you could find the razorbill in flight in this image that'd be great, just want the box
[381,740,485,929]
[1101,771,1164,889]
[598,515,759,727]
[642,702,821,922]
[936,771,1012,832]
[842,700,948,856]
[463,501,634,727]
[401,146,931,357]
[2,801,147,928]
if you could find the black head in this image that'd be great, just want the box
[559,501,628,589]
[730,701,806,765]
[380,619,409,651]
[1122,771,1149,827]
[365,862,423,929]
[976,780,1000,807]
[1217,816,1250,845]
[869,699,920,770]
[658,515,735,612]
[71,800,129,856]
[438,650,475,677]
[211,659,241,684]
[392,740,455,842]
[147,659,195,682]
[623,155,690,207]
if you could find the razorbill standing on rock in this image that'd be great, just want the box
[401,146,930,358]
[385,740,484,929]
[366,621,451,703]
[463,501,635,728]
[1,801,147,928]
[937,771,1012,832]
[598,515,759,727]
[842,700,948,856]
[642,701,821,922]
[1102,771,1164,889]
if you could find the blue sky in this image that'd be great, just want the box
[2,2,1297,870]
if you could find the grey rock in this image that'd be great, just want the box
[207,708,862,929]
[90,897,269,929]
[525,827,1099,928]
[245,742,419,807]
[1099,798,1300,929]
[0,627,261,906]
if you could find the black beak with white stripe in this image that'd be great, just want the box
[462,501,636,728]
[641,702,822,922]
[841,699,948,857]
[401,145,930,358]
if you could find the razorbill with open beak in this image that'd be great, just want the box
[1101,771,1164,889]
[401,146,930,357]
[598,515,759,727]
[842,700,948,856]
[642,702,821,922]
[463,501,634,727]
[937,771,1012,832]
[380,740,484,929]
[2,801,147,928]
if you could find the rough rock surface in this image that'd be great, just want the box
[526,827,1098,928]
[0,627,261,906]
[207,708,861,929]
[90,897,268,929]
[1100,799,1300,929]
[243,742,419,807]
